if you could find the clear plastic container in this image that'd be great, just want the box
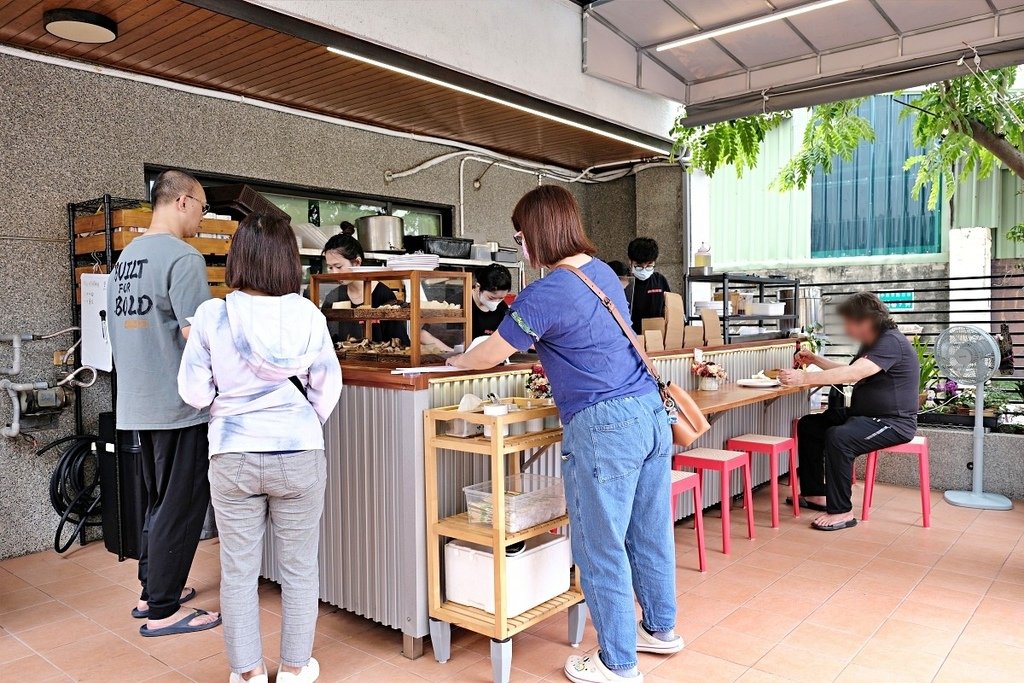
[464,474,566,533]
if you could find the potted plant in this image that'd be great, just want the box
[912,335,938,407]
[798,323,829,355]
[524,364,552,432]
[692,358,727,391]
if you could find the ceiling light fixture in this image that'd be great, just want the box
[44,8,118,44]
[656,0,850,52]
[326,46,671,155]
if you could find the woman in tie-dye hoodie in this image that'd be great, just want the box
[178,213,342,683]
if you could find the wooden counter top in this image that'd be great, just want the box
[691,384,805,416]
[339,338,799,391]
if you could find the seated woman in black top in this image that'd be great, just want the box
[471,264,512,338]
[780,292,919,532]
[319,234,409,344]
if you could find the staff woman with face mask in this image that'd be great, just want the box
[626,237,671,335]
[470,264,512,337]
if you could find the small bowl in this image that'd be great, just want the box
[763,369,782,380]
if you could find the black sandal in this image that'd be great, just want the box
[811,518,858,531]
[786,496,828,512]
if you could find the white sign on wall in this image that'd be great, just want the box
[80,273,113,372]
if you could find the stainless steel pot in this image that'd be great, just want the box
[356,215,404,253]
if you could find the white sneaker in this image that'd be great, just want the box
[229,670,268,683]
[277,657,320,683]
[635,622,684,654]
[564,654,643,682]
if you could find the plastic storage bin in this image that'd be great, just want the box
[464,474,566,533]
[749,302,786,315]
[444,534,571,616]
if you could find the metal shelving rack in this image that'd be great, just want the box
[424,399,587,683]
[67,195,144,433]
[685,272,800,344]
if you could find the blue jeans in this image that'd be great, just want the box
[562,391,676,671]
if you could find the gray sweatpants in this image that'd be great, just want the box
[209,450,327,673]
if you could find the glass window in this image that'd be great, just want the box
[393,207,442,236]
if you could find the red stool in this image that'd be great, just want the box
[726,434,798,527]
[670,470,707,572]
[862,436,931,528]
[673,448,754,555]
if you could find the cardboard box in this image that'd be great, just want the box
[642,317,666,337]
[644,330,665,352]
[683,325,704,348]
[663,292,684,349]
[700,309,725,346]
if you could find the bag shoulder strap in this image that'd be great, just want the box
[557,264,662,384]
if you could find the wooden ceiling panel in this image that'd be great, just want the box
[0,0,666,168]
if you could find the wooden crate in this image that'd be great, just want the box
[73,265,108,303]
[73,208,152,234]
[210,285,234,299]
[74,230,230,256]
[74,208,236,236]
[206,266,226,282]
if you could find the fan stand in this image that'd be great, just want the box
[944,382,1013,511]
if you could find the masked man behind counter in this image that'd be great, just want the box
[627,237,671,334]
[107,170,221,637]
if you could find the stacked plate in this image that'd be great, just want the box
[386,253,441,270]
[694,301,733,315]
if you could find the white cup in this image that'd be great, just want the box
[483,403,509,438]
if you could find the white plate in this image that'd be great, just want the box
[737,378,781,388]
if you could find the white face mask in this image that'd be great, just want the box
[480,298,502,312]
[632,266,655,281]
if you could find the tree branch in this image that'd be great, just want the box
[968,118,1024,179]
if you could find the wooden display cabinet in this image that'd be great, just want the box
[309,270,473,367]
[423,399,587,683]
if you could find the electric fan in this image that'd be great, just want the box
[934,326,1013,510]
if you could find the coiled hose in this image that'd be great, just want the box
[38,435,102,553]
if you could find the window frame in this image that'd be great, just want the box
[143,164,454,236]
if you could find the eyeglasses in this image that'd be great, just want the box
[513,232,524,246]
[185,195,211,213]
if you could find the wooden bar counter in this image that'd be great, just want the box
[262,339,808,659]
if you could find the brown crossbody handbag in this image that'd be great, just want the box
[558,264,710,447]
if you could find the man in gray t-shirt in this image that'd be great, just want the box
[107,170,221,636]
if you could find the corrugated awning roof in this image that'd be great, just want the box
[582,0,1024,125]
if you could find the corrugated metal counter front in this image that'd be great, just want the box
[263,340,808,658]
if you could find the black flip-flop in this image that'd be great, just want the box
[786,496,828,512]
[132,587,197,619]
[139,608,221,637]
[811,518,858,532]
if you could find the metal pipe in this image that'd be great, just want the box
[0,335,32,376]
[0,379,48,438]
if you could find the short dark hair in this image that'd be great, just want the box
[226,213,302,296]
[511,185,596,268]
[606,260,630,278]
[151,170,200,208]
[475,264,512,292]
[627,237,659,264]
[322,233,364,262]
[836,292,898,331]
